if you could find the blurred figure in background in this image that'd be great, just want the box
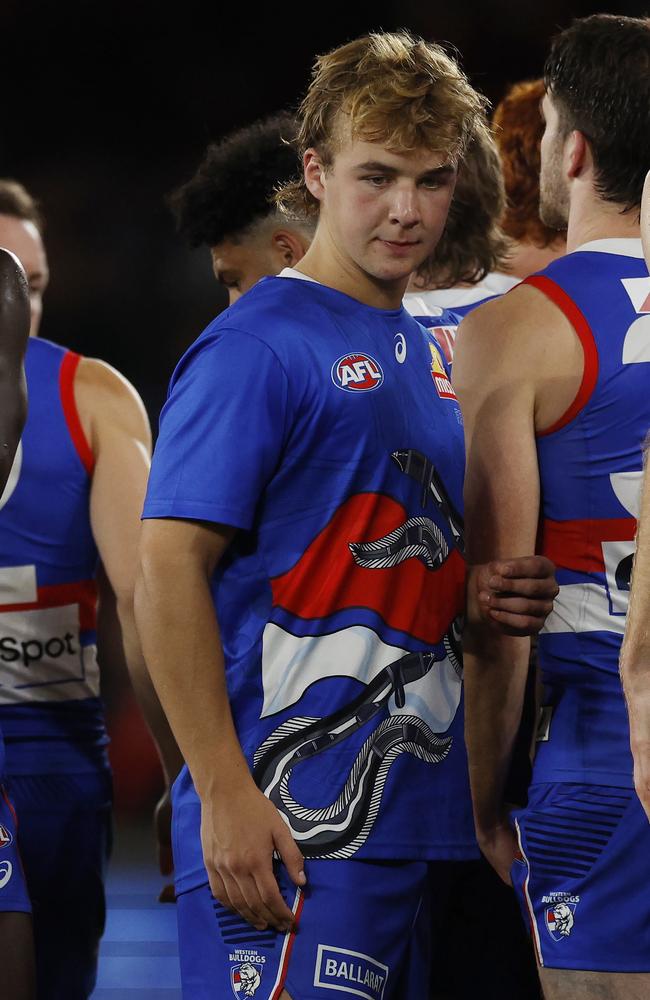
[0,180,181,1000]
[493,78,566,278]
[169,113,315,307]
[405,77,567,350]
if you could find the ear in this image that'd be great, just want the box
[271,229,309,267]
[566,130,589,180]
[304,148,327,202]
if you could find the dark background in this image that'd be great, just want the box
[2,0,647,813]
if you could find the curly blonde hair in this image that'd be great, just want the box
[276,31,487,219]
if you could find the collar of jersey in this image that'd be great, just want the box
[574,238,644,257]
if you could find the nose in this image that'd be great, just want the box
[389,184,419,229]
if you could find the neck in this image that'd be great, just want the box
[566,188,640,253]
[501,238,567,279]
[295,227,407,311]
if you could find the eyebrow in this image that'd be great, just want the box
[355,161,456,180]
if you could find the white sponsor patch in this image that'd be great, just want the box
[0,605,99,702]
[314,945,388,1000]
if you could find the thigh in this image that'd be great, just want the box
[176,858,430,1000]
[540,968,650,1000]
[511,783,650,973]
[0,912,36,1000]
[7,772,112,1000]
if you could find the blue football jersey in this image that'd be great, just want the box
[0,337,107,775]
[531,239,650,786]
[144,274,477,893]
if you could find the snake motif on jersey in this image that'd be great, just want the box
[254,450,464,858]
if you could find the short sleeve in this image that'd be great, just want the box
[143,328,290,530]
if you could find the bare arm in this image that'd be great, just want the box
[642,170,650,269]
[0,249,29,493]
[75,359,184,786]
[453,287,580,882]
[135,518,305,933]
[620,453,650,822]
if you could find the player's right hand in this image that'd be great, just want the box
[476,817,520,886]
[199,780,306,933]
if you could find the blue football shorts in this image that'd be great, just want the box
[0,785,30,913]
[176,857,433,1000]
[510,782,650,972]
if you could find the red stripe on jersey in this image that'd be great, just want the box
[524,275,600,437]
[270,889,305,1000]
[60,352,95,476]
[271,493,466,646]
[540,517,637,572]
[0,579,98,630]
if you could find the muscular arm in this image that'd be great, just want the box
[0,249,29,493]
[74,359,183,786]
[620,454,650,822]
[453,286,581,881]
[135,518,305,932]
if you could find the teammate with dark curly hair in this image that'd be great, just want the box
[169,114,315,305]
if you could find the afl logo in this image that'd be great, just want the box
[0,824,12,849]
[331,354,384,392]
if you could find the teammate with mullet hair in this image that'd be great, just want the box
[138,32,556,999]
[455,15,650,998]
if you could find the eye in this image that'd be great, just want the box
[363,175,388,187]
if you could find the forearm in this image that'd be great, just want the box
[134,555,251,799]
[463,617,530,835]
[116,595,184,784]
[620,458,650,753]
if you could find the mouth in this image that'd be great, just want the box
[378,238,421,256]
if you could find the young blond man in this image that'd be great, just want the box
[137,33,556,1000]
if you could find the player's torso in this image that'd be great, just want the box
[0,338,106,774]
[177,276,476,879]
[533,240,650,786]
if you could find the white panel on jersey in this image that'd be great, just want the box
[602,540,634,617]
[610,471,643,518]
[261,623,462,732]
[0,442,22,512]
[0,604,100,702]
[621,277,650,314]
[541,582,626,636]
[0,563,36,605]
[622,315,650,364]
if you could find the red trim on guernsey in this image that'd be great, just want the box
[0,579,98,631]
[523,274,600,437]
[2,788,18,828]
[59,351,95,476]
[270,889,305,1000]
[540,517,637,572]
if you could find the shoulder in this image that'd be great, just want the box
[74,357,150,452]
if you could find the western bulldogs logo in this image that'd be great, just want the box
[230,962,262,997]
[0,824,12,849]
[331,354,384,392]
[543,893,579,940]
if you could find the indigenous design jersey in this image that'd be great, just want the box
[144,274,476,891]
[0,338,106,775]
[532,239,650,787]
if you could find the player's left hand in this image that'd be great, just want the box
[475,555,558,636]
